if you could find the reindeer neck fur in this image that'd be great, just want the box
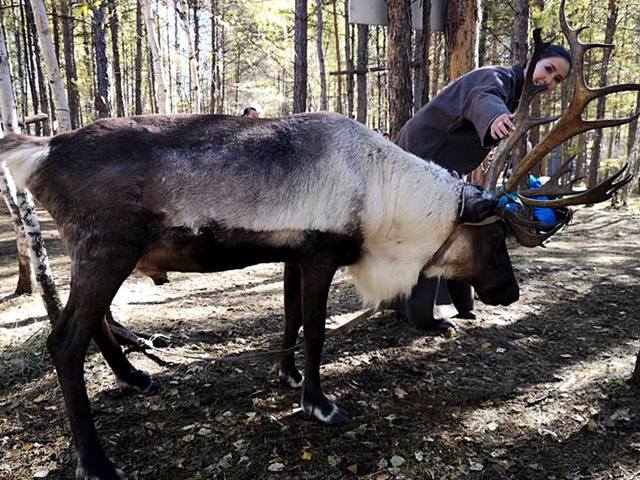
[348,141,462,306]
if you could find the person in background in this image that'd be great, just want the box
[391,45,572,333]
[383,132,390,141]
[242,107,259,119]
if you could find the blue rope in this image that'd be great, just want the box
[496,185,524,211]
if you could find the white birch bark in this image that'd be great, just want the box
[0,22,34,294]
[0,25,62,320]
[28,0,72,132]
[140,0,169,114]
[175,0,200,112]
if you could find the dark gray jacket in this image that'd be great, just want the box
[395,65,524,175]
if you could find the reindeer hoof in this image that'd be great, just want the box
[76,460,127,480]
[117,370,159,395]
[278,368,304,389]
[302,392,349,425]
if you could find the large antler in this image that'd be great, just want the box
[495,0,638,246]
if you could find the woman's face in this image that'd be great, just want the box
[529,56,571,93]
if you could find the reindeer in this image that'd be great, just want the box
[0,1,635,478]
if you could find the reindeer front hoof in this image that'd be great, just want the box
[76,459,127,480]
[278,367,304,389]
[117,370,160,395]
[302,391,349,425]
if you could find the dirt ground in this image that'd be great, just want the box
[1,203,639,480]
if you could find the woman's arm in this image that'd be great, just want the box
[459,68,517,146]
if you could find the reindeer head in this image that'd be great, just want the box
[485,0,636,246]
[426,184,519,306]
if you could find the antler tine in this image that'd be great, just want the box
[519,164,632,208]
[519,155,583,198]
[503,0,640,193]
[502,209,566,247]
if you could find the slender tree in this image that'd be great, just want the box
[344,10,354,117]
[293,0,308,113]
[29,0,72,131]
[413,0,431,112]
[0,23,62,320]
[0,22,33,294]
[92,0,111,117]
[356,24,368,124]
[109,0,125,117]
[587,0,618,188]
[176,0,201,112]
[331,0,342,113]
[134,0,144,115]
[140,0,168,114]
[316,0,327,110]
[60,0,80,128]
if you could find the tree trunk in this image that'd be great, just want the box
[356,24,368,124]
[29,0,71,132]
[176,0,200,112]
[413,0,431,112]
[511,0,529,184]
[26,1,50,135]
[23,1,40,135]
[444,0,478,82]
[477,2,488,67]
[344,4,354,118]
[587,0,617,189]
[512,0,529,64]
[293,0,308,113]
[431,32,442,98]
[316,0,327,110]
[331,0,342,113]
[91,0,111,118]
[140,0,168,114]
[387,0,411,137]
[60,0,80,128]
[0,25,62,320]
[109,0,125,117]
[134,0,143,114]
[621,91,640,203]
[0,23,34,294]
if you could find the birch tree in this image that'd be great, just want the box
[140,0,168,114]
[0,24,62,319]
[0,23,33,294]
[28,0,71,132]
[176,0,201,112]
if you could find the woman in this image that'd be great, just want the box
[391,45,572,332]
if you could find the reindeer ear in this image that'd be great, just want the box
[460,184,498,223]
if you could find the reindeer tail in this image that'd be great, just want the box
[0,133,50,189]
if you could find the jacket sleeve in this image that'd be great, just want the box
[459,70,513,147]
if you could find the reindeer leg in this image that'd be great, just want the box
[275,262,304,388]
[93,312,160,394]
[299,258,347,425]
[48,251,137,480]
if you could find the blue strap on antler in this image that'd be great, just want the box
[496,185,524,212]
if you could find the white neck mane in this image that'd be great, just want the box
[348,143,462,306]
